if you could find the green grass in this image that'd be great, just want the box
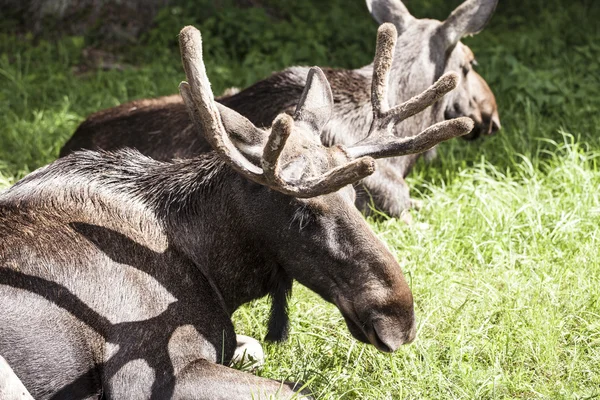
[1,0,600,398]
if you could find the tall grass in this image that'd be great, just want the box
[1,0,599,398]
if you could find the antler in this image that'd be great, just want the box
[179,27,264,180]
[178,26,375,198]
[261,111,376,197]
[345,23,474,159]
[179,24,471,199]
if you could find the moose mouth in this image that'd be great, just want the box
[445,110,500,141]
[343,313,394,353]
[336,296,413,353]
[462,121,496,141]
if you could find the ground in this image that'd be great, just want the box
[1,0,599,398]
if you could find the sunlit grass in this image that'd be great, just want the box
[0,171,14,191]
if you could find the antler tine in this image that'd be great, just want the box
[261,114,293,187]
[179,27,218,142]
[179,26,264,180]
[383,72,459,126]
[294,157,376,198]
[372,23,397,116]
[346,117,474,159]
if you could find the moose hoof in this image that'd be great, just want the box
[231,335,265,371]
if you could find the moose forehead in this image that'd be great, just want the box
[394,19,477,70]
[278,121,358,217]
[288,188,357,222]
[277,123,352,182]
[395,20,440,60]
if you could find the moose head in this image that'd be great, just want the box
[367,0,501,140]
[178,24,472,351]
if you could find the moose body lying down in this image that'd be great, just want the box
[0,25,472,398]
[60,0,500,218]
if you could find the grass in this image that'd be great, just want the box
[1,0,600,398]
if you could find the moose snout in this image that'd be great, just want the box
[473,108,501,138]
[459,107,501,140]
[337,293,416,353]
[365,311,417,353]
[454,70,500,140]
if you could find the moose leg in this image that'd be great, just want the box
[166,359,310,400]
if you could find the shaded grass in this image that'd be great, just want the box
[1,0,600,398]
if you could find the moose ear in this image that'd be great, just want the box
[365,0,414,35]
[439,0,498,49]
[216,103,265,159]
[293,67,333,134]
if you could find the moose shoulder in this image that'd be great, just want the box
[60,0,500,218]
[0,25,471,399]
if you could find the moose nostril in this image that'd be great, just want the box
[369,314,416,352]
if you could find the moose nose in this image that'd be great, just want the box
[368,313,416,353]
[405,322,417,344]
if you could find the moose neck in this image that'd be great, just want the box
[6,150,285,316]
[145,154,283,314]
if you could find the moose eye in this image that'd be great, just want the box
[462,64,470,75]
[462,59,478,75]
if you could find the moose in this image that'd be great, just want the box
[60,0,500,218]
[0,24,472,399]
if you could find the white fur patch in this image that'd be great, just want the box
[231,334,264,370]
